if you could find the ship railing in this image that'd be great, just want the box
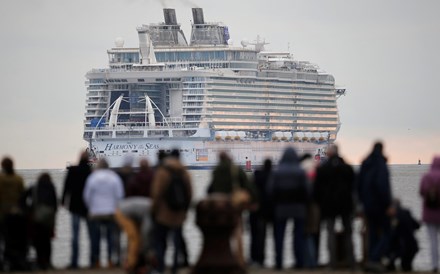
[84,123,200,132]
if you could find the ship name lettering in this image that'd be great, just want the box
[104,144,139,151]
[145,143,159,149]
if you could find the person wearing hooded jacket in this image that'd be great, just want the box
[358,142,393,270]
[419,156,440,272]
[267,147,309,270]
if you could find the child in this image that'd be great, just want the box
[387,199,420,272]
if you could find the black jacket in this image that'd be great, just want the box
[61,160,91,217]
[314,155,355,218]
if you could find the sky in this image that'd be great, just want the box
[0,0,439,169]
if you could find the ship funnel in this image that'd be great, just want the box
[163,8,177,25]
[192,8,205,24]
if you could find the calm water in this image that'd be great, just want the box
[18,164,432,270]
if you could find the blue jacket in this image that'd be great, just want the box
[358,149,392,218]
[268,147,309,219]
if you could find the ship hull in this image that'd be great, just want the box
[91,138,325,168]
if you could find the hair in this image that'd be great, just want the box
[79,150,89,163]
[37,172,52,185]
[263,158,272,171]
[96,158,109,169]
[1,157,14,175]
[170,149,180,159]
[327,144,339,157]
[373,141,383,153]
[139,158,150,171]
[219,151,231,163]
[158,150,167,162]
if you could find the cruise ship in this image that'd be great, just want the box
[84,8,345,168]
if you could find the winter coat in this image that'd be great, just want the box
[253,167,273,220]
[208,160,257,203]
[25,177,58,229]
[268,147,309,219]
[357,149,392,218]
[83,169,124,217]
[420,156,440,224]
[0,173,25,220]
[388,205,420,260]
[61,160,91,217]
[314,155,355,218]
[151,158,192,228]
[125,168,154,198]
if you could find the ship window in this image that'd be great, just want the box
[138,79,145,82]
[156,78,163,82]
[132,150,138,153]
[123,150,128,153]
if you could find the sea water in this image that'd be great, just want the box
[18,164,432,270]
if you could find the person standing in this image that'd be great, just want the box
[115,197,154,273]
[83,158,124,268]
[419,156,440,272]
[125,159,154,198]
[61,150,91,269]
[0,157,25,271]
[26,173,58,270]
[267,147,309,270]
[314,145,355,269]
[249,158,272,267]
[208,152,257,266]
[358,142,393,270]
[152,154,192,274]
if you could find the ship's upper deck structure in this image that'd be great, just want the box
[84,8,341,143]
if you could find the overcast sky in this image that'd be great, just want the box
[0,0,439,169]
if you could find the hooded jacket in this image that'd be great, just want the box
[357,147,392,218]
[420,156,440,224]
[268,147,309,219]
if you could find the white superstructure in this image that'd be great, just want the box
[83,8,345,168]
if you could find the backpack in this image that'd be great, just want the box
[425,185,440,209]
[164,168,190,211]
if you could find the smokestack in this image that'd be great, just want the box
[192,8,204,24]
[163,8,177,25]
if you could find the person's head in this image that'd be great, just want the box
[79,150,89,164]
[372,141,383,155]
[139,158,150,171]
[327,144,339,158]
[122,154,134,168]
[96,158,109,170]
[170,149,180,159]
[263,158,272,172]
[1,157,14,175]
[157,150,167,164]
[37,172,52,185]
[218,151,231,164]
[280,147,299,165]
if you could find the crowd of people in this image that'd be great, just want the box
[0,142,439,274]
